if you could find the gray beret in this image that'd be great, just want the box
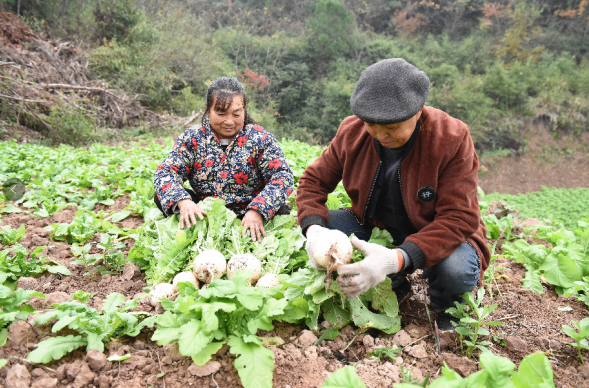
[350,58,430,124]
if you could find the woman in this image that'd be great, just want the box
[154,77,294,242]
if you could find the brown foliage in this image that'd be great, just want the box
[393,9,426,37]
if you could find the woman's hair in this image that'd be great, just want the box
[202,77,255,126]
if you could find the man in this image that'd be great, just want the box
[296,58,490,330]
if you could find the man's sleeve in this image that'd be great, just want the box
[296,130,346,235]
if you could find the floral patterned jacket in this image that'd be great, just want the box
[154,120,294,220]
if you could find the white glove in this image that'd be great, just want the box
[305,225,348,270]
[336,236,404,299]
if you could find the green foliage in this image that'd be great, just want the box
[47,210,103,244]
[445,288,504,358]
[0,224,26,245]
[0,272,44,346]
[152,273,287,388]
[394,352,555,388]
[502,219,589,295]
[562,318,589,363]
[367,345,402,364]
[94,233,127,275]
[486,188,589,231]
[0,244,70,283]
[130,197,306,285]
[28,292,155,363]
[321,366,367,388]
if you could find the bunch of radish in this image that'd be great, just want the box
[147,248,281,310]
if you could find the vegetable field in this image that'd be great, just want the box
[1,138,589,388]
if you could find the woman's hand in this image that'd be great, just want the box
[241,209,267,242]
[177,199,207,228]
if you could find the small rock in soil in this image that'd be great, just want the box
[32,227,50,237]
[505,335,528,353]
[122,262,141,281]
[65,361,81,382]
[162,355,173,365]
[31,368,46,378]
[55,364,66,380]
[284,343,303,361]
[362,334,375,348]
[31,377,58,388]
[73,362,95,388]
[409,366,424,381]
[392,330,412,347]
[187,361,221,377]
[297,330,319,348]
[441,353,475,377]
[134,339,146,350]
[341,325,354,339]
[46,291,72,305]
[304,345,318,360]
[16,276,37,290]
[537,336,561,351]
[404,323,429,339]
[438,332,456,350]
[8,320,36,346]
[407,345,428,359]
[95,375,113,388]
[85,349,107,371]
[578,363,589,378]
[320,320,331,330]
[164,342,185,361]
[5,364,31,388]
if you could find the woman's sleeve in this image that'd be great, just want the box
[153,129,198,215]
[247,134,294,220]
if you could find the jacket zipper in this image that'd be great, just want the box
[362,161,382,225]
[397,165,418,231]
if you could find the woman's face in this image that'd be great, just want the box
[363,109,422,149]
[208,95,245,140]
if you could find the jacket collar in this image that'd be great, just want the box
[373,118,421,160]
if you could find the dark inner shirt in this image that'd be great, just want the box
[374,145,417,245]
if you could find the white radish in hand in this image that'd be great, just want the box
[172,271,199,292]
[256,273,280,288]
[227,254,261,285]
[193,249,226,284]
[313,230,353,272]
[149,283,177,307]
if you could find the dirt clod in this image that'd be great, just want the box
[407,344,428,359]
[505,335,528,353]
[16,276,38,290]
[164,342,185,361]
[31,377,58,388]
[187,361,221,377]
[8,320,36,346]
[442,353,475,377]
[297,330,319,348]
[73,362,96,388]
[85,349,107,371]
[5,364,31,388]
[392,330,412,347]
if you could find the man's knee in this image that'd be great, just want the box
[426,242,480,291]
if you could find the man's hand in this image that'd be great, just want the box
[305,225,349,270]
[241,209,267,242]
[177,199,207,228]
[336,236,404,299]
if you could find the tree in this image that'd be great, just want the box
[306,0,357,66]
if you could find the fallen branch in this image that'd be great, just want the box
[0,93,48,103]
[34,40,75,85]
[39,83,120,99]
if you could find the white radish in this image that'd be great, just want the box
[149,283,177,307]
[313,230,353,272]
[172,271,199,292]
[256,273,280,288]
[227,254,261,284]
[193,249,226,284]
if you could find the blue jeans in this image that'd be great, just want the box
[326,208,480,312]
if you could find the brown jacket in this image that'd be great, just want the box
[296,106,490,278]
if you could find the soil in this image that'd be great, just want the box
[2,126,589,387]
[2,194,589,388]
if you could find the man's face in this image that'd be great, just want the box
[363,109,422,149]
